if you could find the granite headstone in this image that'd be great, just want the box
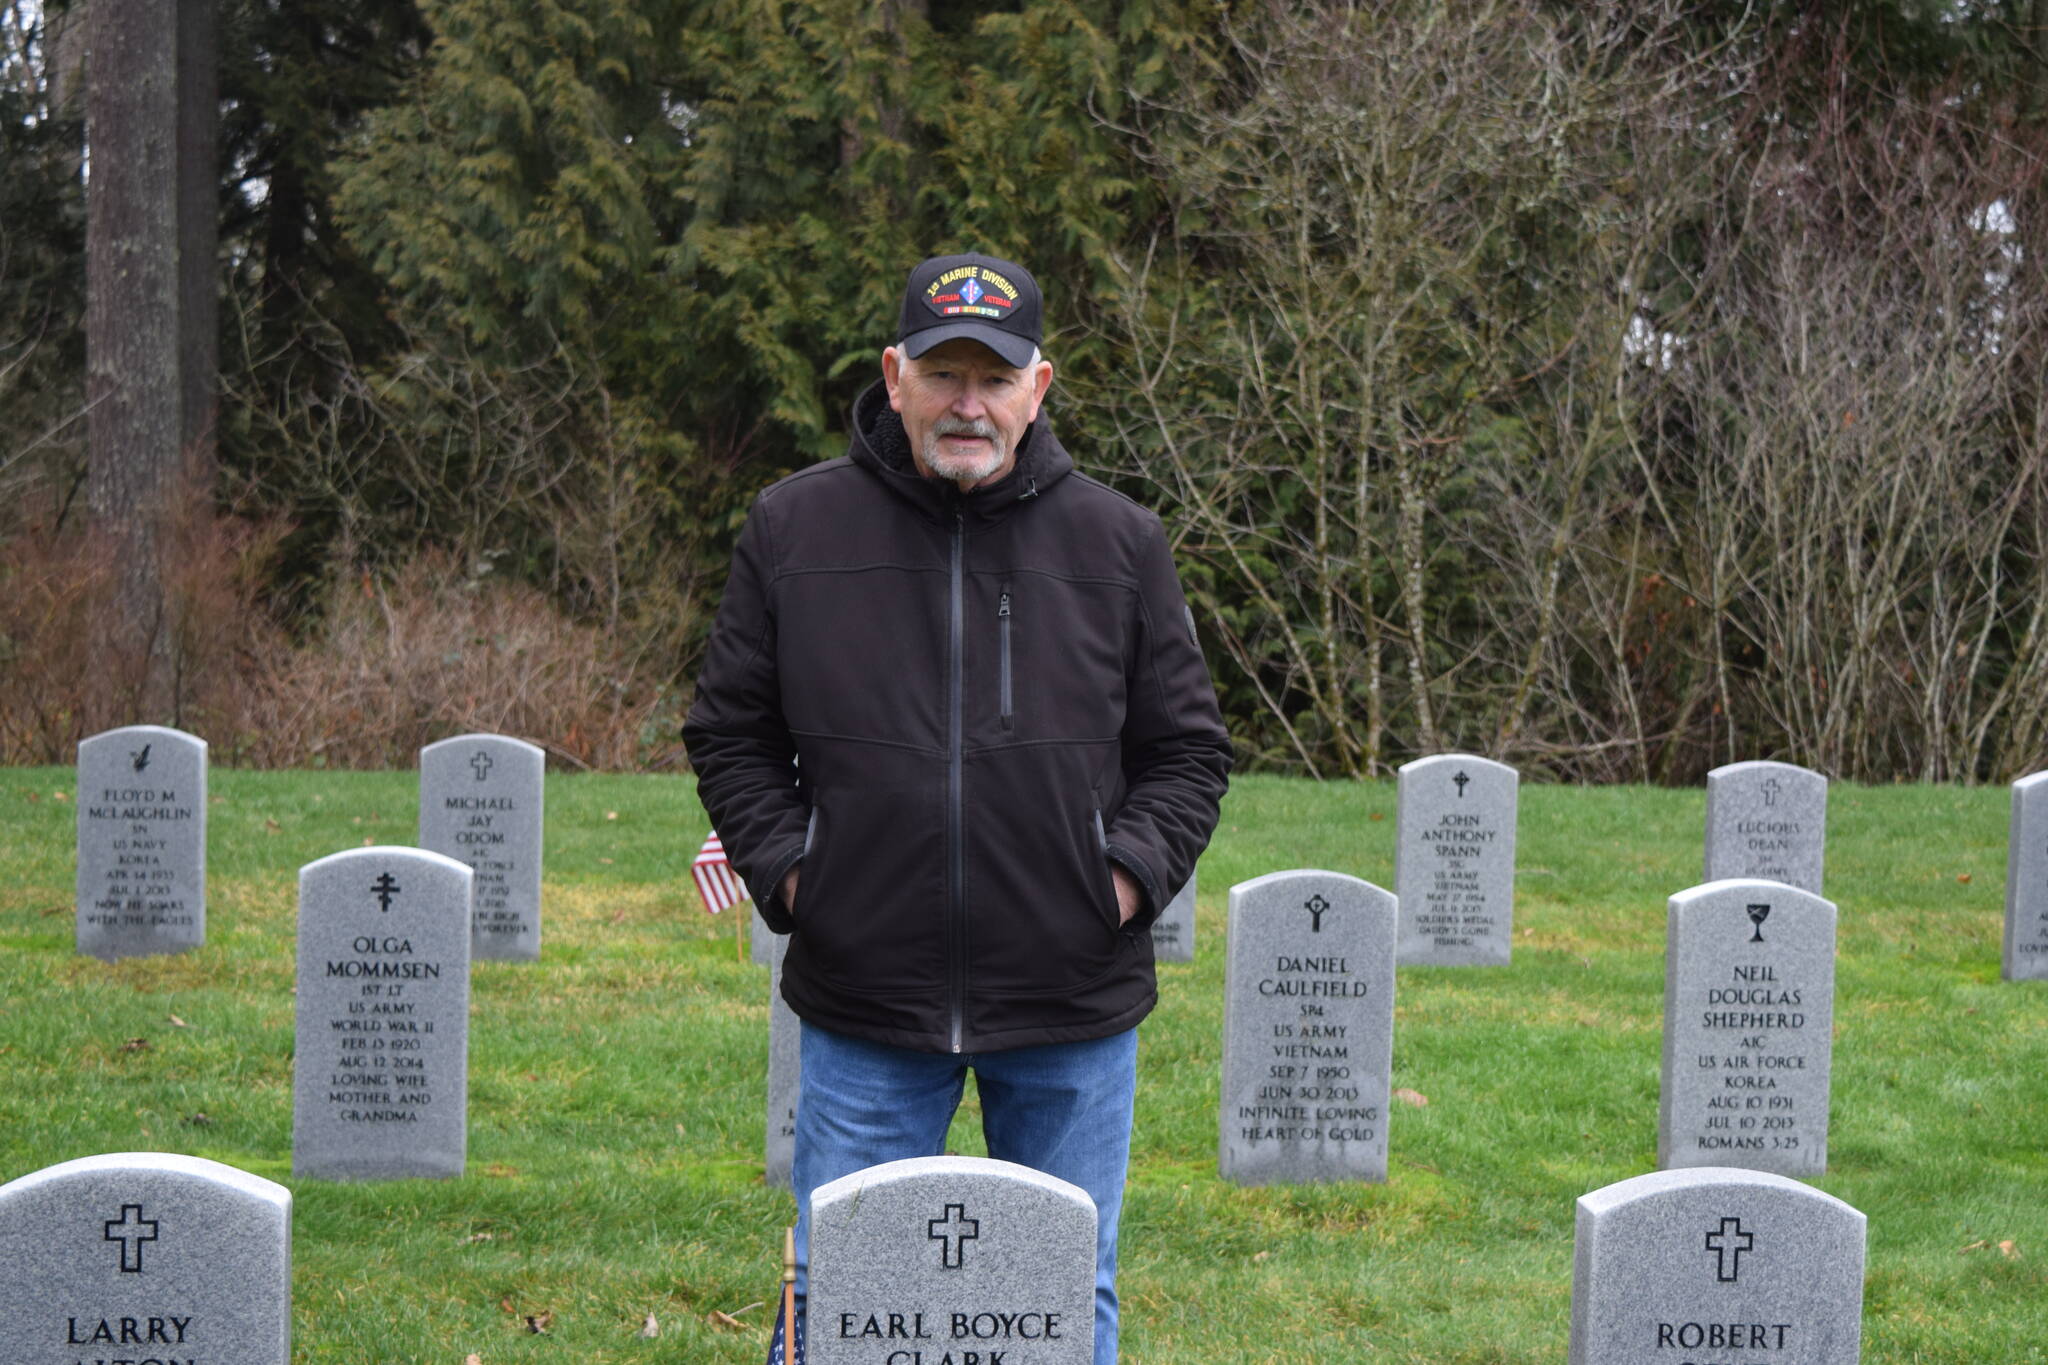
[809,1155,1094,1365]
[2003,770,2048,981]
[1659,879,1836,1177]
[752,905,782,965]
[1220,869,1397,1185]
[766,933,800,1188]
[1570,1166,1865,1365]
[75,725,207,960]
[1704,761,1827,893]
[1150,873,1196,963]
[292,845,473,1180]
[418,733,545,961]
[0,1151,291,1364]
[1395,753,1518,965]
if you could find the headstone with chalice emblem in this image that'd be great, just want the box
[1659,879,1837,1177]
[1219,869,1398,1185]
[0,1151,292,1364]
[292,845,474,1179]
[808,1155,1095,1365]
[1570,1166,1865,1365]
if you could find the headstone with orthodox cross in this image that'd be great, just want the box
[75,724,208,960]
[1220,869,1398,1184]
[2003,770,2048,981]
[1395,753,1519,965]
[419,733,545,961]
[808,1155,1095,1365]
[292,845,474,1179]
[0,1151,291,1364]
[1150,871,1197,963]
[1704,761,1827,894]
[1569,1166,1865,1365]
[1659,879,1837,1177]
[765,932,800,1188]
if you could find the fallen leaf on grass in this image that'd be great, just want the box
[362,836,374,846]
[2000,1240,2018,1258]
[639,1313,660,1338]
[484,1164,520,1178]
[52,791,68,801]
[524,1311,553,1334]
[1958,873,1972,883]
[605,810,619,821]
[460,1231,495,1245]
[706,1310,747,1332]
[609,910,626,925]
[598,857,613,865]
[265,818,280,833]
[167,1015,186,1027]
[466,1355,482,1365]
[1394,1088,1429,1108]
[498,1296,515,1315]
[1251,1250,1272,1262]
[24,790,38,802]
[1369,811,1384,821]
[119,1037,150,1053]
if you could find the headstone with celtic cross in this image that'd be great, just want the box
[419,733,545,961]
[75,724,208,960]
[1150,871,1197,962]
[808,1155,1095,1365]
[1659,879,1837,1177]
[1704,761,1827,894]
[2003,770,2048,981]
[0,1152,291,1364]
[1220,869,1398,1184]
[1395,753,1519,965]
[1570,1166,1865,1365]
[292,845,474,1179]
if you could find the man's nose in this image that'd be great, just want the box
[950,381,989,417]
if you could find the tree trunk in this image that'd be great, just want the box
[85,0,217,725]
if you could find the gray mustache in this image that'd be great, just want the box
[933,418,998,440]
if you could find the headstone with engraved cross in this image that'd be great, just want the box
[1570,1166,1865,1365]
[2003,770,2048,981]
[1704,761,1827,894]
[1395,753,1519,966]
[1220,869,1398,1185]
[808,1155,1095,1365]
[1659,879,1837,1177]
[292,845,474,1179]
[0,1151,291,1364]
[75,724,209,960]
[419,733,545,961]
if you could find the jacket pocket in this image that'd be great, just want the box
[795,783,947,994]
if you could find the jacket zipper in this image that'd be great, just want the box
[947,508,967,1053]
[998,585,1013,728]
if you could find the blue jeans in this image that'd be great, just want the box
[791,1022,1139,1365]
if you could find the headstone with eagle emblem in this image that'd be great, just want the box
[291,846,474,1180]
[75,725,207,960]
[1220,870,1397,1185]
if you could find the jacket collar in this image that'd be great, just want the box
[845,378,1074,524]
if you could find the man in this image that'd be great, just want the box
[684,252,1230,1365]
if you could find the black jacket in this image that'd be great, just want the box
[684,381,1232,1053]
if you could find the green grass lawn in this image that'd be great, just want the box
[2,768,2044,1362]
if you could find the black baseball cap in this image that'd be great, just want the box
[897,253,1043,368]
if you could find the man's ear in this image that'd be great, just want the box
[1027,358,1053,421]
[882,346,906,413]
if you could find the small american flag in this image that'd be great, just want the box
[691,830,751,913]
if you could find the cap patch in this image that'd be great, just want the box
[924,265,1020,321]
